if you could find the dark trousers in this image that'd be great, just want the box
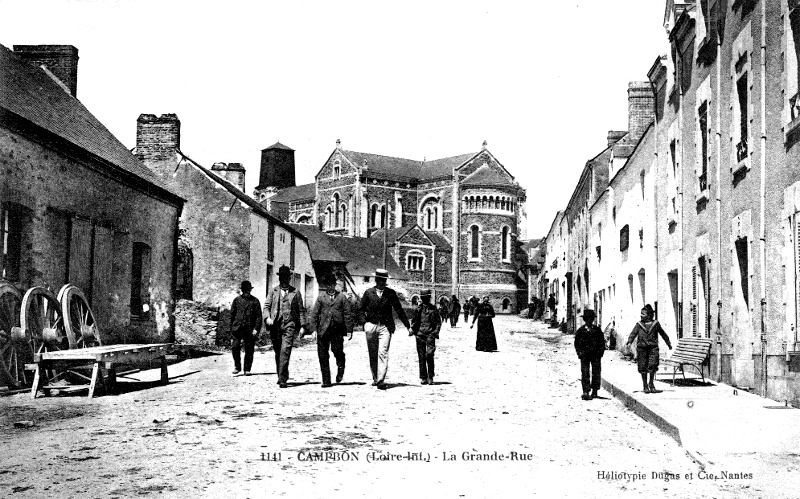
[270,323,296,383]
[415,335,436,380]
[317,331,345,384]
[450,313,458,327]
[231,329,255,372]
[580,356,602,393]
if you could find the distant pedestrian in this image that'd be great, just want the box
[625,304,672,394]
[574,309,604,400]
[309,275,353,387]
[229,280,263,376]
[438,295,450,323]
[359,268,411,390]
[547,293,557,322]
[471,296,498,352]
[462,300,470,323]
[469,296,480,319]
[448,295,460,327]
[410,289,441,385]
[264,265,307,388]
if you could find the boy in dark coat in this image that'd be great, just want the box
[625,304,672,393]
[410,289,441,385]
[574,309,605,400]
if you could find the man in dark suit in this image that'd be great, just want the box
[229,280,262,376]
[263,265,306,388]
[359,268,410,390]
[574,309,605,400]
[309,274,354,387]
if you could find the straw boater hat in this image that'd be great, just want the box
[372,268,390,279]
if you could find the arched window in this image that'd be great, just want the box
[371,204,378,227]
[469,197,474,210]
[489,196,495,209]
[500,198,506,211]
[333,193,340,227]
[502,298,511,312]
[501,226,510,260]
[433,207,438,229]
[470,225,480,258]
[380,205,387,228]
[333,159,341,179]
[326,207,333,229]
[406,250,425,271]
[426,208,433,230]
[296,215,310,224]
[340,204,348,228]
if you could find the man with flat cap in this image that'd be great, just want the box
[410,289,441,385]
[359,268,410,390]
[229,280,262,376]
[264,265,307,388]
[574,309,605,400]
[309,274,353,387]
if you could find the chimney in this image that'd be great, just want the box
[627,81,655,140]
[136,113,180,163]
[212,162,246,192]
[607,131,627,147]
[258,142,295,191]
[14,45,79,96]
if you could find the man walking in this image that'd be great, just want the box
[410,289,441,385]
[359,268,410,390]
[574,309,605,400]
[264,265,306,388]
[448,295,460,327]
[230,280,262,376]
[309,274,353,387]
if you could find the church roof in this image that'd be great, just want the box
[269,182,316,203]
[340,150,479,182]
[0,44,179,200]
[424,231,452,251]
[461,164,515,187]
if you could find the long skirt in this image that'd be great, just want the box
[475,317,498,352]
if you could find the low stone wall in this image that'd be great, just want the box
[174,299,219,348]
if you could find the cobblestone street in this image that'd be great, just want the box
[0,316,769,497]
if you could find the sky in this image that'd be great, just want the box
[1,0,670,238]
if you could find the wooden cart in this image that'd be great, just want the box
[30,343,174,399]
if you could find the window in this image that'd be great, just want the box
[326,207,333,229]
[470,225,480,259]
[502,298,510,311]
[736,73,749,162]
[380,205,387,228]
[333,194,340,227]
[333,160,341,179]
[501,226,510,261]
[406,250,425,271]
[340,204,348,229]
[698,101,709,192]
[0,204,26,281]
[176,241,193,300]
[130,242,151,318]
[735,237,749,308]
[371,204,378,227]
[619,225,630,252]
[363,276,370,283]
[290,234,296,268]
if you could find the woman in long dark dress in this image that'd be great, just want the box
[471,296,498,351]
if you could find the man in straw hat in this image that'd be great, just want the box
[229,280,262,376]
[359,268,410,390]
[264,265,307,388]
[574,309,605,400]
[309,273,353,387]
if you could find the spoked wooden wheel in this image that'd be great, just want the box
[21,287,68,353]
[0,282,26,387]
[58,285,101,347]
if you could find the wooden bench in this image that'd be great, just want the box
[661,337,713,386]
[30,344,174,399]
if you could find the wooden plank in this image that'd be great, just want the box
[160,357,168,385]
[87,362,100,398]
[30,364,41,399]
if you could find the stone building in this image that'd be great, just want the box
[135,115,317,311]
[0,44,184,343]
[259,140,528,312]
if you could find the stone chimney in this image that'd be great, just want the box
[212,162,246,192]
[136,113,181,162]
[257,142,295,191]
[14,45,79,96]
[607,131,627,147]
[627,81,655,140]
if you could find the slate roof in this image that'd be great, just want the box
[287,224,409,279]
[372,225,453,252]
[339,150,479,181]
[423,231,452,251]
[0,44,176,197]
[461,164,515,186]
[268,182,316,203]
[263,141,294,151]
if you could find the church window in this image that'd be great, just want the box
[501,226,510,261]
[371,204,379,227]
[380,205,387,228]
[406,250,425,271]
[470,225,480,259]
[333,160,341,179]
[340,204,348,229]
[326,207,333,229]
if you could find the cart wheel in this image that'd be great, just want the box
[59,285,101,347]
[0,282,26,388]
[21,287,68,351]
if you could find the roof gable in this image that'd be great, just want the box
[461,163,515,187]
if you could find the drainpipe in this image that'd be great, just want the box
[678,54,685,340]
[715,27,724,382]
[759,0,768,398]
